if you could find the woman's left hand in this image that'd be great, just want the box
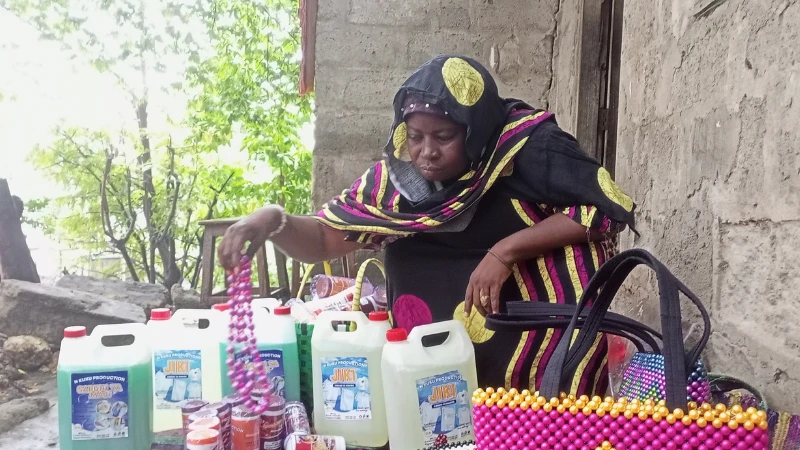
[465,251,513,316]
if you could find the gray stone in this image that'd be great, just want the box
[2,336,51,371]
[0,397,50,434]
[171,284,208,309]
[0,280,145,345]
[55,274,169,314]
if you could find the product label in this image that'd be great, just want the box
[286,434,344,450]
[416,370,472,447]
[154,349,203,409]
[70,371,130,440]
[320,357,371,420]
[235,349,285,398]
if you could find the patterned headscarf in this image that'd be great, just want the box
[317,55,636,246]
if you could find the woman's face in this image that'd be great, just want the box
[406,113,469,182]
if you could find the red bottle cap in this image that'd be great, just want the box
[64,326,87,338]
[150,308,171,320]
[386,328,408,342]
[369,311,389,321]
[274,306,291,315]
[212,303,230,311]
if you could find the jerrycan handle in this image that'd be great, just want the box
[91,323,148,347]
[316,311,370,333]
[171,308,217,330]
[408,321,469,353]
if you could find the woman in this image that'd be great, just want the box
[218,55,636,394]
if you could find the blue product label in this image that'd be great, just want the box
[320,357,371,420]
[153,350,202,409]
[416,370,472,447]
[71,371,129,441]
[235,349,285,398]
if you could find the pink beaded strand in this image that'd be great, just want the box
[226,255,269,414]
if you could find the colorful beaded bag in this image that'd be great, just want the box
[475,249,769,450]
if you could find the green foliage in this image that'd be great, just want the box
[3,0,313,289]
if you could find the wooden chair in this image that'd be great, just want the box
[198,218,358,304]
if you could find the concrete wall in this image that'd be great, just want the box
[312,0,560,208]
[616,0,800,410]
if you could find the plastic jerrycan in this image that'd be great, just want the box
[250,297,282,313]
[312,311,391,448]
[149,308,222,431]
[57,323,153,450]
[217,304,301,402]
[381,320,478,450]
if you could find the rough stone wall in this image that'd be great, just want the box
[616,0,800,410]
[312,0,560,208]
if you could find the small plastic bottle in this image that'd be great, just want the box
[310,275,369,299]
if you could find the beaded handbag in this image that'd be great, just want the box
[475,249,769,450]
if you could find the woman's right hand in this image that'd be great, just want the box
[217,206,284,271]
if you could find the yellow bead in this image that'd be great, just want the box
[600,402,610,411]
[719,412,730,422]
[588,401,600,411]
[746,407,758,415]
[569,406,579,415]
[533,391,540,397]
[657,400,667,407]
[592,396,602,403]
[479,391,488,399]
[579,395,590,403]
[496,387,506,394]
[550,398,560,407]
[673,408,685,419]
[653,413,663,422]
[682,416,693,426]
[728,420,739,430]
[508,388,518,396]
[568,394,576,401]
[559,392,567,399]
[703,411,715,422]
[563,399,573,408]
[484,387,494,394]
[658,406,670,416]
[520,401,530,410]
[623,410,634,420]
[731,405,743,414]
[596,409,606,418]
[701,403,712,412]
[749,414,760,424]
[543,403,553,413]
[712,419,723,429]
[521,390,531,397]
[644,405,655,415]
[638,411,649,421]
[556,405,566,414]
[575,400,586,409]
[496,400,506,408]
[697,418,708,428]
[524,395,532,404]
[644,399,655,407]
[583,407,593,416]
[485,399,495,407]
[513,395,521,403]
[666,414,676,424]
[508,401,518,409]
[688,401,698,410]
[604,396,615,404]
[688,410,700,421]
[757,410,767,421]
[601,441,612,449]
[736,413,747,424]
[610,409,620,418]
[490,393,499,401]
[759,421,769,430]
[537,396,547,406]
[744,421,755,431]
[715,403,727,413]
[530,402,541,412]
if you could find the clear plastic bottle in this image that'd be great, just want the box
[310,275,369,299]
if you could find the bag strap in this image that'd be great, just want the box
[352,258,385,312]
[540,249,710,409]
[485,302,663,352]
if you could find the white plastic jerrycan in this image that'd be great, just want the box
[312,311,391,448]
[148,308,222,431]
[381,320,478,450]
[57,323,153,450]
[250,297,282,313]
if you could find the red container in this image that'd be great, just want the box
[231,405,260,450]
[259,396,285,450]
